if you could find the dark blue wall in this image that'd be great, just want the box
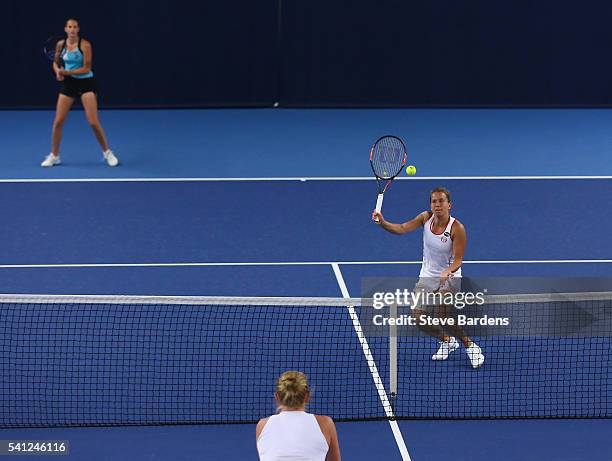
[3,0,277,108]
[280,0,612,106]
[3,0,612,108]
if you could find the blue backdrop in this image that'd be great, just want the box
[4,0,612,108]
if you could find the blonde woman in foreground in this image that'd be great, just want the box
[256,371,341,461]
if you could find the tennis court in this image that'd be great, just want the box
[1,108,611,460]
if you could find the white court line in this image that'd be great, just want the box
[0,259,610,269]
[0,175,610,183]
[331,263,412,461]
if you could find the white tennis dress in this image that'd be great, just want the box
[257,411,329,461]
[419,214,462,279]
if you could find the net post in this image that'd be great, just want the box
[389,302,398,405]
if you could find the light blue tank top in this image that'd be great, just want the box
[61,40,94,79]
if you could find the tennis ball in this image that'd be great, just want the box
[406,165,417,176]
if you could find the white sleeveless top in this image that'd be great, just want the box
[257,411,329,461]
[419,214,462,278]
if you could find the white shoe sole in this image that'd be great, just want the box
[470,354,485,369]
[41,159,61,167]
[431,342,459,361]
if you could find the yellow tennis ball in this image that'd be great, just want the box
[406,165,417,176]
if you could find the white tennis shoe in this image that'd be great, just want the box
[41,153,61,167]
[466,342,485,369]
[103,149,119,167]
[432,337,459,360]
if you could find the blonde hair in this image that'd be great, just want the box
[276,371,310,410]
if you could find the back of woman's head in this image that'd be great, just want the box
[276,371,310,410]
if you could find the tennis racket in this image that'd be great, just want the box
[370,135,407,222]
[44,36,66,69]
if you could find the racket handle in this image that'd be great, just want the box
[374,194,384,223]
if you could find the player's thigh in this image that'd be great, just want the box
[80,92,100,124]
[410,308,428,323]
[54,94,75,123]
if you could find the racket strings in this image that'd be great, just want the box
[371,138,406,179]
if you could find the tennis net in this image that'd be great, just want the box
[0,292,610,427]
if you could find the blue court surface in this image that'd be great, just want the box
[1,108,611,460]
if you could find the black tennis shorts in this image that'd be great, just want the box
[60,76,97,98]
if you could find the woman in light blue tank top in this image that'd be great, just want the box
[41,18,119,168]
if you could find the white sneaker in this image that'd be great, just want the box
[432,337,459,361]
[466,342,485,369]
[41,153,61,167]
[103,149,119,167]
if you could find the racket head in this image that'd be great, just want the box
[369,135,407,180]
[44,35,66,67]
